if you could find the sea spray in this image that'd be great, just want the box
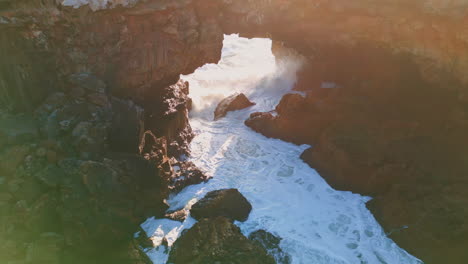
[142,34,423,264]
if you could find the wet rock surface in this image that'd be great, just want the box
[168,217,275,264]
[190,189,252,222]
[214,93,255,120]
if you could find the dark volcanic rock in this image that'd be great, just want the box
[190,189,252,222]
[145,80,194,157]
[0,73,173,264]
[249,230,291,264]
[244,111,277,136]
[169,160,210,193]
[214,93,255,120]
[109,98,145,153]
[244,92,325,145]
[3,1,468,264]
[168,217,275,264]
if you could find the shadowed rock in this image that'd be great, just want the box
[190,189,252,222]
[168,217,275,264]
[249,230,291,264]
[214,93,255,120]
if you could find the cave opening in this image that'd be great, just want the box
[2,1,468,264]
[139,34,423,264]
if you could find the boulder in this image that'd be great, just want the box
[214,93,255,120]
[190,189,252,222]
[244,111,277,136]
[168,217,275,264]
[275,93,307,116]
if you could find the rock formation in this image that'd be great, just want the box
[190,189,252,222]
[214,93,255,120]
[168,217,275,264]
[245,43,468,263]
[0,72,205,263]
[2,0,468,263]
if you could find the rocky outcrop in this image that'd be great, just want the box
[144,80,194,157]
[245,92,323,144]
[2,1,468,263]
[190,189,252,222]
[164,208,189,222]
[246,44,468,264]
[214,93,255,120]
[0,72,202,263]
[168,217,275,264]
[168,159,210,193]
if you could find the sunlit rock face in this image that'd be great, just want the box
[2,0,468,264]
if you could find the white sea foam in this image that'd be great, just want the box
[62,0,138,11]
[142,34,423,264]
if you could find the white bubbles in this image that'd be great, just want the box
[62,0,139,11]
[142,35,423,264]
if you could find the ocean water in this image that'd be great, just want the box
[61,0,139,11]
[141,34,423,264]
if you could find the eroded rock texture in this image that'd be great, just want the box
[2,0,468,263]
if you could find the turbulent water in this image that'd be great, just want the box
[141,34,423,264]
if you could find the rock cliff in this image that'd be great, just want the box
[1,0,468,263]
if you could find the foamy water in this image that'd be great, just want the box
[141,34,423,264]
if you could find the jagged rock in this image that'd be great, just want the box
[145,80,194,157]
[190,189,252,222]
[249,230,291,264]
[214,93,255,120]
[165,208,188,222]
[169,160,210,193]
[168,217,275,264]
[4,1,468,263]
